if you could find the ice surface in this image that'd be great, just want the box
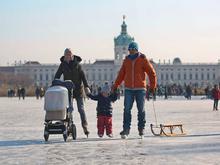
[0,96,220,165]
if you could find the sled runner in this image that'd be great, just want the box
[150,123,186,136]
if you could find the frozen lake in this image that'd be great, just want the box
[0,96,220,165]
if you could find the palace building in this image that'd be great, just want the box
[6,17,220,88]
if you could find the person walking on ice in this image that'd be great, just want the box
[55,48,90,137]
[111,41,157,138]
[212,84,220,111]
[87,84,117,138]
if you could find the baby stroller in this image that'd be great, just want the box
[43,79,77,142]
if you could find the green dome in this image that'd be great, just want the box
[114,20,134,46]
[114,34,134,46]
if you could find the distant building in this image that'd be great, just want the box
[156,58,220,87]
[14,61,58,87]
[3,17,220,88]
[0,66,15,74]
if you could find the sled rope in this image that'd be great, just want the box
[152,100,158,127]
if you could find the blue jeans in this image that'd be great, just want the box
[123,89,146,130]
[74,97,88,127]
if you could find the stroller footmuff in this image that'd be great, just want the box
[44,79,77,142]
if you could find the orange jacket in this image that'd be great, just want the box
[113,53,157,90]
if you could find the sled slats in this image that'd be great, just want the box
[150,124,186,137]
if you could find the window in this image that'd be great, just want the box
[161,74,164,80]
[207,73,209,80]
[213,73,215,79]
[184,73,187,80]
[166,74,169,80]
[110,73,113,80]
[98,73,101,80]
[195,73,198,80]
[104,73,107,80]
[34,74,37,80]
[201,73,204,80]
[51,74,54,80]
[170,73,173,80]
[92,73,95,80]
[178,73,181,80]
[46,74,49,81]
[40,74,43,81]
[189,74,192,80]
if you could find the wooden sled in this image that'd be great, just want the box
[150,124,186,137]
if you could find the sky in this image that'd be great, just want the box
[0,0,220,66]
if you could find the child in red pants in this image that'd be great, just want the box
[87,85,117,138]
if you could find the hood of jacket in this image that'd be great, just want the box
[60,55,82,63]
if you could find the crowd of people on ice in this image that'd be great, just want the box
[5,42,220,138]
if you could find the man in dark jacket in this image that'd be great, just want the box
[55,48,90,136]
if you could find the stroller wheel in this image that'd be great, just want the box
[44,134,49,141]
[63,131,68,142]
[71,124,77,140]
[44,127,49,141]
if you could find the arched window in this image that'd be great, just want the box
[195,73,198,80]
[171,73,173,80]
[184,73,187,80]
[207,73,209,80]
[213,73,215,79]
[178,73,181,80]
[201,73,204,80]
[161,74,164,80]
[46,74,49,81]
[166,74,169,80]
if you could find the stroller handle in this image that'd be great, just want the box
[52,79,75,91]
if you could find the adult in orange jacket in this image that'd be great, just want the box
[112,42,157,138]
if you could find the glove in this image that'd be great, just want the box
[84,87,91,95]
[149,88,156,95]
[111,86,118,94]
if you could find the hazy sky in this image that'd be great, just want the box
[0,0,220,66]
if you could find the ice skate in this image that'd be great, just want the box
[138,128,145,139]
[98,134,103,138]
[83,126,90,138]
[107,133,113,138]
[120,129,129,139]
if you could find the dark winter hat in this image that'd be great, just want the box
[64,48,72,55]
[128,42,138,51]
